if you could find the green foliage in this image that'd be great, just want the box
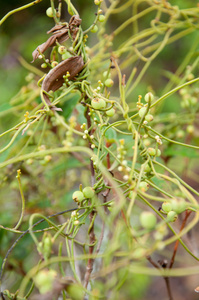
[0,0,199,299]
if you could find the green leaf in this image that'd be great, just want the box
[164,146,198,158]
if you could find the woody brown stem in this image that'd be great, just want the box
[83,107,96,288]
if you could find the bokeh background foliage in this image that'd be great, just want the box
[0,0,199,299]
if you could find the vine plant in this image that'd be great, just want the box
[0,0,199,299]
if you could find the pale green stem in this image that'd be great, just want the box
[0,0,43,25]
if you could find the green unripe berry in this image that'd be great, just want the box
[91,98,106,110]
[44,155,52,162]
[72,191,84,202]
[83,186,95,198]
[167,211,177,222]
[26,159,33,165]
[132,247,146,259]
[171,199,187,214]
[94,0,101,5]
[46,7,55,18]
[144,92,154,103]
[62,52,72,60]
[34,269,57,294]
[156,149,161,157]
[144,163,151,173]
[51,61,58,68]
[147,147,156,156]
[138,181,149,192]
[145,114,153,122]
[58,46,66,55]
[105,78,114,87]
[138,107,147,118]
[162,202,172,213]
[98,15,105,22]
[91,25,98,33]
[186,125,194,134]
[140,211,157,229]
[106,108,115,117]
[43,235,52,260]
[176,130,185,138]
[41,63,47,68]
[103,71,111,78]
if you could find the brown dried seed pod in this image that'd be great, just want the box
[32,15,82,62]
[41,56,84,108]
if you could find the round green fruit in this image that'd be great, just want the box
[72,191,84,202]
[156,149,161,157]
[147,147,156,156]
[144,163,151,173]
[51,61,58,68]
[34,269,57,294]
[167,211,177,222]
[105,78,114,87]
[91,25,98,33]
[140,211,157,229]
[83,187,95,198]
[91,98,106,110]
[106,108,115,117]
[138,181,149,192]
[98,15,105,22]
[171,199,187,214]
[144,92,154,103]
[58,46,66,55]
[46,7,55,18]
[138,107,147,118]
[145,114,153,122]
[162,202,172,213]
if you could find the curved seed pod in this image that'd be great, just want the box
[41,56,84,108]
[32,15,82,62]
[32,26,69,62]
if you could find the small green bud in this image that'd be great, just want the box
[105,78,114,87]
[140,211,157,229]
[72,191,84,202]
